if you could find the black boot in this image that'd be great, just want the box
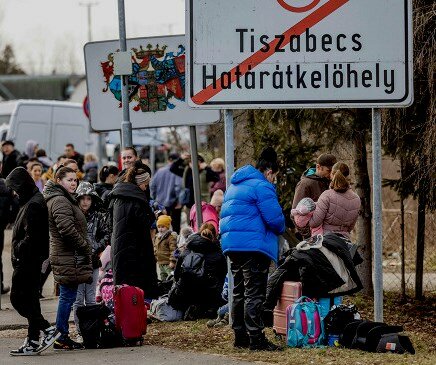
[234,331,250,349]
[249,333,282,351]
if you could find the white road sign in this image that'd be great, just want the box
[186,0,413,109]
[84,35,219,131]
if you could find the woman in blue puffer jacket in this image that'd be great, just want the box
[220,147,285,351]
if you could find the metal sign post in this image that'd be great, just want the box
[189,126,203,228]
[224,109,235,324]
[372,108,383,322]
[117,0,132,148]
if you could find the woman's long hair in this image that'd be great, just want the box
[330,162,351,193]
[122,160,151,184]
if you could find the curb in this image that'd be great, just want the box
[0,324,27,331]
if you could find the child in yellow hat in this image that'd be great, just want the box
[153,215,178,280]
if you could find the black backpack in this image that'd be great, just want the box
[181,251,205,280]
[341,320,415,354]
[77,304,122,349]
[324,304,360,336]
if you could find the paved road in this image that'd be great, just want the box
[0,338,259,365]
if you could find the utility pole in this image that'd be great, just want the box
[80,1,107,165]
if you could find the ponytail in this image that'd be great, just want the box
[199,222,217,241]
[330,162,350,192]
[99,165,119,182]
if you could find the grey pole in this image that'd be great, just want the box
[189,126,203,228]
[372,108,383,322]
[224,109,235,325]
[117,0,132,148]
[149,145,156,175]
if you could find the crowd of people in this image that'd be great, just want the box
[0,139,361,355]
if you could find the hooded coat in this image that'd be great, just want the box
[5,167,50,322]
[168,233,227,313]
[76,182,110,268]
[220,165,285,262]
[108,182,158,298]
[43,180,92,286]
[5,167,49,270]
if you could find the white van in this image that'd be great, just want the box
[0,100,98,160]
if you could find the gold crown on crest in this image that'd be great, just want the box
[133,44,168,59]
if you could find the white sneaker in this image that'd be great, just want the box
[37,326,61,353]
[10,338,40,356]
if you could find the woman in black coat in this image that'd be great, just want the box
[109,161,158,299]
[168,223,227,319]
[5,167,59,355]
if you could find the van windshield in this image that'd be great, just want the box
[0,114,10,125]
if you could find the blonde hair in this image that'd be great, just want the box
[330,162,351,192]
[210,158,225,171]
[199,222,217,241]
[84,153,98,163]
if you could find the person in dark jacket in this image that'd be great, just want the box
[73,181,110,339]
[170,153,219,208]
[64,143,84,172]
[44,167,92,351]
[1,140,21,178]
[108,160,158,298]
[94,165,119,206]
[0,177,18,294]
[291,153,337,238]
[168,223,227,320]
[82,153,99,184]
[220,147,286,351]
[6,168,60,356]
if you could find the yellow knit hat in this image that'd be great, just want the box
[157,215,172,228]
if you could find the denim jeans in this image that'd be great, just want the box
[73,269,99,334]
[56,284,78,336]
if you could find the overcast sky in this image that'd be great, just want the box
[0,0,185,75]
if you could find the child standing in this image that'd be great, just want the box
[153,215,177,281]
[73,182,110,341]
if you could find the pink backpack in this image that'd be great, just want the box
[189,202,219,233]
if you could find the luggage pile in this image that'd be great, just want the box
[77,285,148,348]
[272,281,415,354]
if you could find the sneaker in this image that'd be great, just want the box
[10,338,40,356]
[206,316,220,328]
[37,326,61,353]
[75,335,83,344]
[214,313,229,328]
[249,333,283,351]
[53,336,84,351]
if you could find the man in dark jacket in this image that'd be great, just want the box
[291,153,337,238]
[64,143,84,172]
[170,153,219,209]
[1,140,21,178]
[6,168,60,356]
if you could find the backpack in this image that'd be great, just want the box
[150,295,184,322]
[286,296,325,347]
[181,251,205,280]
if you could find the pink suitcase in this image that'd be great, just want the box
[273,281,302,336]
[114,285,147,345]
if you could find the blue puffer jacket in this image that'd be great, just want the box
[220,165,285,262]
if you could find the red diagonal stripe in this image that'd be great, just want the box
[191,0,349,105]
